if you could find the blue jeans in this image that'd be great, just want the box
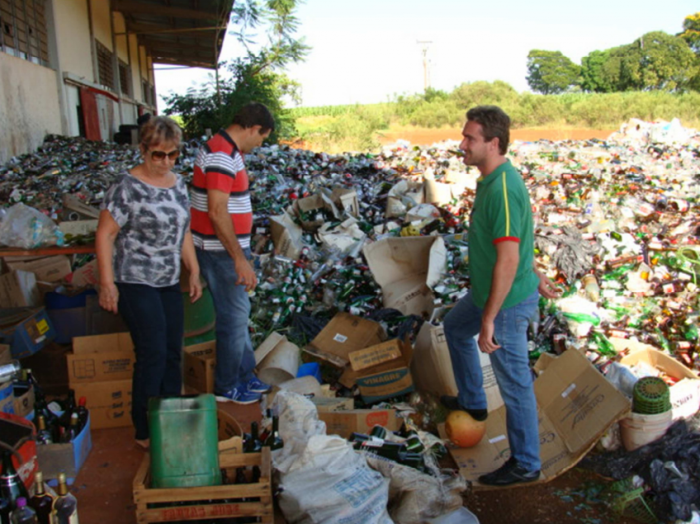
[444,290,541,471]
[117,282,183,440]
[196,248,255,394]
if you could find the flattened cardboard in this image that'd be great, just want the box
[350,339,403,372]
[446,348,630,489]
[0,270,40,308]
[316,217,366,255]
[363,236,446,317]
[616,339,700,421]
[183,341,216,394]
[318,409,401,439]
[67,332,134,383]
[305,312,385,368]
[6,256,72,283]
[71,379,132,429]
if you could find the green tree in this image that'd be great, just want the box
[679,12,700,54]
[619,31,698,91]
[163,0,309,140]
[679,12,700,90]
[526,50,581,94]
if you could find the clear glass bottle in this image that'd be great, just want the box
[54,474,78,524]
[61,414,80,443]
[28,472,54,524]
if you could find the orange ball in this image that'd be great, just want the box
[445,410,487,448]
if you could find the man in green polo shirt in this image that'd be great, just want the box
[442,105,559,487]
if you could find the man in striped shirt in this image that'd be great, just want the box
[191,103,275,404]
[441,106,559,486]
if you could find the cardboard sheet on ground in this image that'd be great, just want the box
[364,236,446,317]
[444,349,630,489]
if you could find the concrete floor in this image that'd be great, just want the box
[71,401,279,523]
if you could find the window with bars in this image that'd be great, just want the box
[118,59,130,97]
[0,0,49,65]
[96,40,114,90]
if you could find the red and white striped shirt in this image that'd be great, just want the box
[190,130,252,250]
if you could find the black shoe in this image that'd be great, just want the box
[440,396,488,422]
[478,457,541,486]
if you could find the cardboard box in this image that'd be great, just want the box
[350,338,414,404]
[331,188,360,217]
[294,193,339,230]
[363,236,446,317]
[445,348,630,488]
[21,342,70,393]
[67,332,134,383]
[71,379,132,429]
[0,308,56,359]
[318,409,402,439]
[412,309,504,411]
[183,341,216,394]
[270,212,304,260]
[616,339,700,421]
[6,256,72,283]
[13,383,34,418]
[58,220,98,237]
[0,270,40,308]
[316,217,366,254]
[65,259,99,288]
[0,412,37,491]
[304,312,385,368]
[35,414,92,482]
[0,381,13,414]
[311,396,354,413]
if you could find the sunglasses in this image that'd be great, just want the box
[150,149,180,161]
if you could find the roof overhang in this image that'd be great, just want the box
[113,0,235,69]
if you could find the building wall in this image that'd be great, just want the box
[0,53,62,162]
[53,0,93,82]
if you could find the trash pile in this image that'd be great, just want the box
[2,118,700,522]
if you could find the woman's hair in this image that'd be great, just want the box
[139,116,182,150]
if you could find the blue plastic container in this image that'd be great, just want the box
[296,362,322,383]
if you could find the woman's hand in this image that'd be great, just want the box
[189,272,203,303]
[99,282,119,313]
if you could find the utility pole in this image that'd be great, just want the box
[417,40,433,92]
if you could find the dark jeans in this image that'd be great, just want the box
[117,282,183,440]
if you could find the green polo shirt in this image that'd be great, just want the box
[468,159,539,309]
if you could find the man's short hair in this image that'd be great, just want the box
[232,103,275,135]
[466,105,511,155]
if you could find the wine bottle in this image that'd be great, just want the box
[35,417,53,445]
[61,414,80,443]
[262,416,283,450]
[0,452,28,511]
[75,398,88,433]
[58,390,76,429]
[243,423,262,453]
[28,472,54,524]
[54,474,78,524]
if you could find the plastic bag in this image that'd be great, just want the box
[0,203,64,249]
[364,455,467,524]
[272,391,393,524]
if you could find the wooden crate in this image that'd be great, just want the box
[133,448,273,523]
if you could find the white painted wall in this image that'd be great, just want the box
[0,53,62,163]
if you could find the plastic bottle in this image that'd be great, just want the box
[10,498,36,524]
[582,274,600,303]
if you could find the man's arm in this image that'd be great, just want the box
[534,263,560,299]
[207,188,257,291]
[479,240,519,354]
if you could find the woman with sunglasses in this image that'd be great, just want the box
[96,115,202,450]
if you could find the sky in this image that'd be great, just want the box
[154,0,698,111]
